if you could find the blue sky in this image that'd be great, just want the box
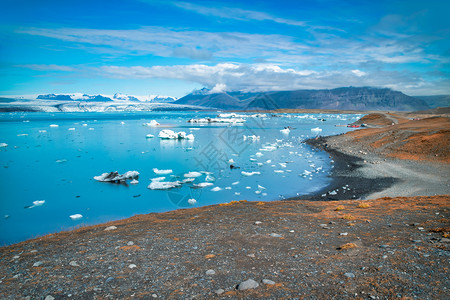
[1,0,449,97]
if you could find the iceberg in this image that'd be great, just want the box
[68,128,75,131]
[146,134,154,138]
[184,171,202,178]
[241,171,261,176]
[153,168,173,175]
[280,128,290,134]
[232,181,239,185]
[243,135,260,141]
[158,129,194,140]
[255,152,263,157]
[94,171,139,183]
[311,127,322,133]
[147,181,181,190]
[69,214,83,220]
[211,187,222,192]
[188,118,245,123]
[151,177,166,182]
[0,143,7,148]
[49,124,59,128]
[142,120,160,127]
[130,179,139,185]
[193,182,214,188]
[188,198,197,205]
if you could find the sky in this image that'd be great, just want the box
[1,0,449,98]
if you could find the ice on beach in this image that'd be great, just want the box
[241,171,261,176]
[184,171,202,178]
[158,129,194,140]
[0,143,8,148]
[148,181,181,190]
[146,134,154,138]
[311,127,322,133]
[153,168,173,175]
[68,128,75,131]
[194,182,214,188]
[142,120,160,127]
[49,124,59,128]
[188,198,197,205]
[329,190,337,195]
[94,171,140,183]
[69,214,83,220]
[211,187,222,192]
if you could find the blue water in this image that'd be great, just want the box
[0,111,360,245]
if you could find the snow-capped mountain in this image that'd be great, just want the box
[33,93,178,103]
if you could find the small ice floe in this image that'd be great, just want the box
[184,171,202,178]
[232,181,239,185]
[158,129,194,140]
[225,187,232,190]
[69,214,83,220]
[311,127,322,133]
[188,198,197,205]
[279,163,287,168]
[260,145,277,152]
[243,135,260,141]
[280,128,290,134]
[82,124,87,126]
[249,158,257,162]
[246,186,251,189]
[148,181,181,190]
[211,187,222,192]
[265,160,272,164]
[143,120,160,127]
[205,174,215,182]
[274,170,284,173]
[25,200,46,209]
[0,143,8,148]
[120,121,125,125]
[151,177,166,182]
[39,130,47,133]
[228,158,235,163]
[255,152,263,157]
[182,178,195,183]
[329,190,338,195]
[194,182,214,188]
[49,124,59,128]
[130,179,139,185]
[17,134,28,136]
[257,162,264,166]
[241,171,260,176]
[255,190,261,194]
[153,168,173,175]
[188,118,245,123]
[262,193,268,196]
[235,192,241,195]
[146,134,154,138]
[55,159,67,163]
[88,128,94,130]
[68,128,75,131]
[258,185,266,190]
[94,171,139,184]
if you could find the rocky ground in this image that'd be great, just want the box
[1,112,449,299]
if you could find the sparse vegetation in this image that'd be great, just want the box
[337,243,357,250]
[357,203,370,208]
[342,214,355,220]
[335,205,345,211]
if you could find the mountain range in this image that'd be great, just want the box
[175,87,435,111]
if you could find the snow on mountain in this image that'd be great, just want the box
[5,93,178,103]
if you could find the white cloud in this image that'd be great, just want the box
[351,69,366,77]
[171,1,306,27]
[209,83,227,94]
[17,64,75,72]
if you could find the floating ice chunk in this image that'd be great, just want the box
[241,171,260,176]
[257,163,263,166]
[260,146,277,152]
[151,177,166,182]
[55,159,67,163]
[70,214,83,220]
[265,160,272,164]
[146,134,154,138]
[225,187,232,190]
[243,135,260,141]
[94,171,139,183]
[279,163,287,168]
[153,168,173,175]
[280,128,290,134]
[158,129,194,140]
[39,130,47,133]
[49,124,59,128]
[194,182,214,188]
[188,118,245,123]
[258,185,266,190]
[130,179,139,185]
[120,121,125,125]
[33,200,45,207]
[17,134,28,136]
[181,178,195,183]
[250,158,257,162]
[184,171,202,178]
[311,127,322,133]
[228,158,235,163]
[274,170,284,173]
[255,152,263,157]
[262,193,268,196]
[0,143,8,148]
[255,190,261,194]
[188,198,197,205]
[68,128,75,131]
[205,174,215,182]
[148,181,181,190]
[88,128,94,130]
[143,120,160,127]
[232,181,239,185]
[211,187,222,192]
[329,190,337,195]
[246,186,251,189]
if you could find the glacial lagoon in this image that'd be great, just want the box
[0,111,361,245]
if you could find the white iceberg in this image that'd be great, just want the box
[280,128,290,134]
[228,158,235,163]
[258,185,266,190]
[311,127,322,133]
[158,129,194,140]
[130,179,139,185]
[94,171,139,183]
[68,128,75,131]
[142,120,160,127]
[151,177,166,182]
[274,170,284,173]
[211,187,222,192]
[188,198,197,205]
[188,118,245,123]
[182,178,195,183]
[241,171,261,176]
[153,168,173,175]
[243,135,260,141]
[146,134,154,138]
[255,152,263,157]
[0,143,8,148]
[184,171,202,178]
[49,124,59,128]
[148,181,181,190]
[232,181,239,185]
[70,214,83,220]
[33,200,45,206]
[194,182,214,188]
